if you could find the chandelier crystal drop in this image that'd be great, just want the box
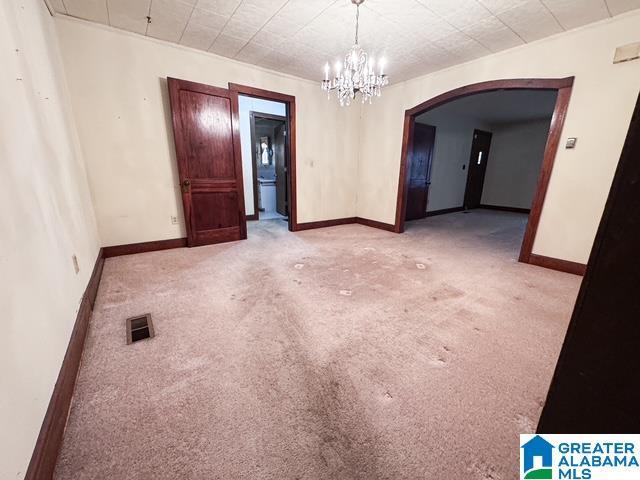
[321,0,388,106]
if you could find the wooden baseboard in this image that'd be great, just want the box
[25,248,105,480]
[479,204,531,214]
[356,217,396,232]
[426,206,465,217]
[293,216,397,233]
[294,217,357,231]
[246,213,258,221]
[103,237,187,258]
[527,253,586,276]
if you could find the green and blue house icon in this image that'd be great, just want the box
[521,435,554,479]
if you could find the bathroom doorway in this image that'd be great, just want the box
[249,111,288,221]
[233,85,295,229]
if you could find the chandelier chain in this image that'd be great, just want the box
[355,5,359,45]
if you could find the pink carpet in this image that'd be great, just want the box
[55,210,581,479]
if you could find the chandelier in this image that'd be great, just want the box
[321,0,388,106]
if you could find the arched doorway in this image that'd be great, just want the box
[394,77,574,265]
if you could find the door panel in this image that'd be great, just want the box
[274,123,287,216]
[405,123,436,221]
[464,129,492,210]
[168,78,246,247]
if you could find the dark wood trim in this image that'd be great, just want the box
[395,114,415,232]
[103,237,187,258]
[518,85,572,263]
[228,83,297,231]
[528,253,586,276]
[395,77,575,273]
[406,77,574,117]
[250,111,287,122]
[25,248,105,480]
[228,83,295,104]
[248,111,260,221]
[295,217,357,231]
[294,217,396,232]
[425,206,465,217]
[356,217,396,232]
[479,204,531,214]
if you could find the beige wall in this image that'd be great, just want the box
[482,118,552,210]
[357,11,640,264]
[416,112,491,212]
[55,17,360,247]
[0,1,100,478]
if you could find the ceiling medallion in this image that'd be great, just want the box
[321,0,388,106]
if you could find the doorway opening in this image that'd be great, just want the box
[396,78,574,265]
[230,84,297,232]
[248,111,288,222]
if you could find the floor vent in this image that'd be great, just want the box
[126,313,155,344]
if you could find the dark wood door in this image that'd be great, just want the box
[168,78,246,247]
[405,123,436,221]
[274,123,287,217]
[537,92,640,433]
[464,129,492,209]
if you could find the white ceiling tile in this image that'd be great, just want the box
[234,42,276,64]
[477,0,529,14]
[250,29,289,49]
[366,0,459,40]
[108,0,151,35]
[208,33,247,56]
[64,0,109,23]
[498,0,564,42]
[541,0,609,29]
[49,0,67,13]
[216,0,287,41]
[433,31,492,61]
[147,0,194,42]
[261,0,335,37]
[53,0,637,82]
[195,0,241,16]
[606,0,640,15]
[180,21,221,49]
[419,0,494,28]
[462,14,525,51]
[188,7,229,29]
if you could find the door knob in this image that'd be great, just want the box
[182,179,191,193]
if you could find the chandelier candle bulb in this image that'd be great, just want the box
[320,0,388,106]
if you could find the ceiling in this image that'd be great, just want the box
[49,0,640,82]
[416,89,558,124]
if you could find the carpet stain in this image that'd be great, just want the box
[54,213,581,480]
[515,413,536,432]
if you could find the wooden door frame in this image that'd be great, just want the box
[394,77,574,265]
[248,111,287,221]
[463,129,493,209]
[229,83,297,231]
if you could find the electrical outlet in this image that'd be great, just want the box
[72,254,80,274]
[171,215,178,225]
